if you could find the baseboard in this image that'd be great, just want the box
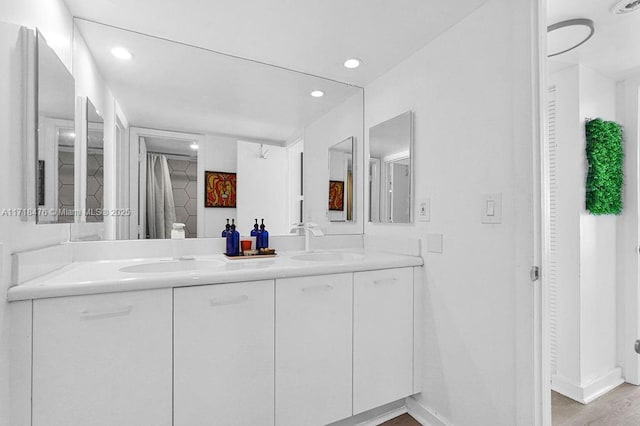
[552,368,624,404]
[406,396,449,426]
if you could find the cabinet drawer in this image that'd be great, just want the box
[353,268,414,414]
[32,289,172,426]
[174,280,275,426]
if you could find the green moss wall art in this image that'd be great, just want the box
[585,118,623,215]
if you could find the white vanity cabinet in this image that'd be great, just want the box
[32,289,173,426]
[353,268,414,414]
[275,274,353,426]
[173,280,275,426]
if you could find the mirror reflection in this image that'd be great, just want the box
[36,30,76,224]
[68,19,362,239]
[368,111,413,224]
[328,137,354,222]
[86,99,104,222]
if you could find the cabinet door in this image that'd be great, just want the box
[275,274,352,426]
[32,289,172,426]
[353,268,414,414]
[174,280,275,426]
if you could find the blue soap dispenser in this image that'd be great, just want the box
[250,219,259,237]
[221,218,231,237]
[258,218,269,250]
[226,219,240,256]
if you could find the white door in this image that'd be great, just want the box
[275,274,353,426]
[353,268,414,414]
[32,289,172,426]
[174,281,275,426]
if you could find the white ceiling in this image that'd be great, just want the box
[76,20,361,143]
[548,0,640,80]
[64,0,488,87]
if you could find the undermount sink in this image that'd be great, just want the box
[120,259,224,273]
[291,252,365,262]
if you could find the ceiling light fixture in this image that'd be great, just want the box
[190,142,199,150]
[111,46,133,60]
[310,90,324,98]
[344,58,361,69]
[547,18,595,57]
[612,0,640,14]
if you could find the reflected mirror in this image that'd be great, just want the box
[69,18,363,239]
[368,111,413,223]
[86,99,104,222]
[328,137,354,222]
[36,30,76,224]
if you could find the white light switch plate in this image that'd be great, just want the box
[481,193,502,224]
[417,198,430,222]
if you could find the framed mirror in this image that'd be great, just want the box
[35,29,76,224]
[86,99,104,222]
[328,137,354,222]
[368,111,413,224]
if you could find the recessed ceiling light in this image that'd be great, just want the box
[310,90,324,98]
[190,142,199,150]
[547,19,595,57]
[111,46,133,60]
[344,58,361,69]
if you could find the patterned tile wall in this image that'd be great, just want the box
[86,153,104,222]
[58,150,75,223]
[168,158,197,238]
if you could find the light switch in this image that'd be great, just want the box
[417,198,430,222]
[486,200,495,216]
[481,193,502,224]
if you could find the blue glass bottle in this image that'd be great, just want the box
[230,219,240,255]
[221,218,230,237]
[250,219,259,237]
[258,219,269,250]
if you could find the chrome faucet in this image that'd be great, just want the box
[290,222,324,252]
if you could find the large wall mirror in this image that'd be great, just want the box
[35,30,76,224]
[368,111,413,224]
[34,19,364,240]
[328,137,355,222]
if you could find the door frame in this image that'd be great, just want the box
[128,127,204,239]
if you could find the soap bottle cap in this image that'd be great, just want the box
[231,218,236,231]
[260,218,265,230]
[254,219,259,231]
[225,218,231,230]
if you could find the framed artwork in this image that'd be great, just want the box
[328,180,344,211]
[205,171,237,208]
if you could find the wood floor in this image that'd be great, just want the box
[379,413,421,426]
[553,383,640,425]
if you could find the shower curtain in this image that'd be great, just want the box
[146,153,176,239]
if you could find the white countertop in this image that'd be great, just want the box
[7,249,423,301]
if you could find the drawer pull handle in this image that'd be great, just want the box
[80,305,133,320]
[210,295,249,307]
[373,278,398,286]
[302,284,334,293]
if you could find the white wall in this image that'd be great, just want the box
[237,141,289,236]
[304,91,363,235]
[363,0,537,424]
[548,65,621,403]
[0,2,74,424]
[200,134,237,237]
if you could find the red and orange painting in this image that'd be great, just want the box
[328,180,344,211]
[205,171,237,208]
